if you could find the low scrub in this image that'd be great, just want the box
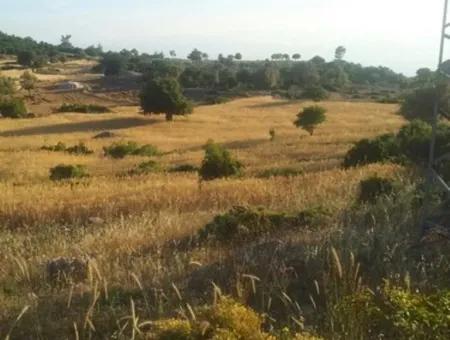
[0,97,27,118]
[57,103,111,114]
[344,120,450,170]
[198,206,329,243]
[41,142,93,155]
[127,160,162,176]
[49,164,89,181]
[258,167,303,178]
[199,140,242,181]
[302,85,329,102]
[358,176,397,203]
[169,164,199,173]
[104,141,160,159]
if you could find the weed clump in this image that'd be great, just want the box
[41,142,93,155]
[104,141,160,159]
[169,164,199,173]
[199,140,242,181]
[49,164,89,181]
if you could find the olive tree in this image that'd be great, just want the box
[294,105,327,136]
[140,77,192,121]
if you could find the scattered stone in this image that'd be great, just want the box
[46,257,89,283]
[93,131,117,139]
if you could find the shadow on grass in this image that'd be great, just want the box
[0,117,159,137]
[246,100,301,109]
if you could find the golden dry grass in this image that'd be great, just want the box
[0,95,410,337]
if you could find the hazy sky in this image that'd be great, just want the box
[0,0,448,75]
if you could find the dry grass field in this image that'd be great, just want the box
[1,76,422,338]
[7,61,445,340]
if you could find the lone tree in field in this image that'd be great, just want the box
[199,140,243,181]
[292,53,301,61]
[294,105,327,136]
[335,46,347,61]
[20,71,38,97]
[140,77,192,121]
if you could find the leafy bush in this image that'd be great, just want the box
[358,176,396,203]
[343,134,399,168]
[0,97,27,118]
[49,164,88,181]
[57,103,111,114]
[258,167,303,178]
[294,105,327,136]
[104,141,160,159]
[302,85,329,102]
[0,76,16,96]
[127,160,162,176]
[169,164,199,173]
[199,140,242,181]
[198,206,329,242]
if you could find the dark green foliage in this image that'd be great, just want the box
[400,84,450,122]
[169,164,199,173]
[294,105,327,135]
[0,97,27,118]
[104,141,160,159]
[257,167,303,178]
[198,206,329,242]
[57,103,111,114]
[0,76,16,96]
[16,50,35,67]
[49,164,88,181]
[302,85,329,101]
[199,141,242,181]
[358,176,396,203]
[66,142,94,155]
[100,52,127,76]
[343,134,399,168]
[140,78,193,121]
[127,160,162,176]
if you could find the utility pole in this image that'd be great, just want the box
[423,0,450,231]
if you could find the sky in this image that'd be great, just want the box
[0,0,448,75]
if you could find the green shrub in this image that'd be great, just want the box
[66,142,94,155]
[49,164,88,181]
[294,105,327,136]
[198,206,329,242]
[0,97,27,118]
[57,103,111,114]
[343,134,399,168]
[302,85,329,102]
[169,164,199,173]
[258,167,303,178]
[0,76,16,96]
[127,160,162,176]
[199,140,242,181]
[358,176,396,203]
[104,141,160,159]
